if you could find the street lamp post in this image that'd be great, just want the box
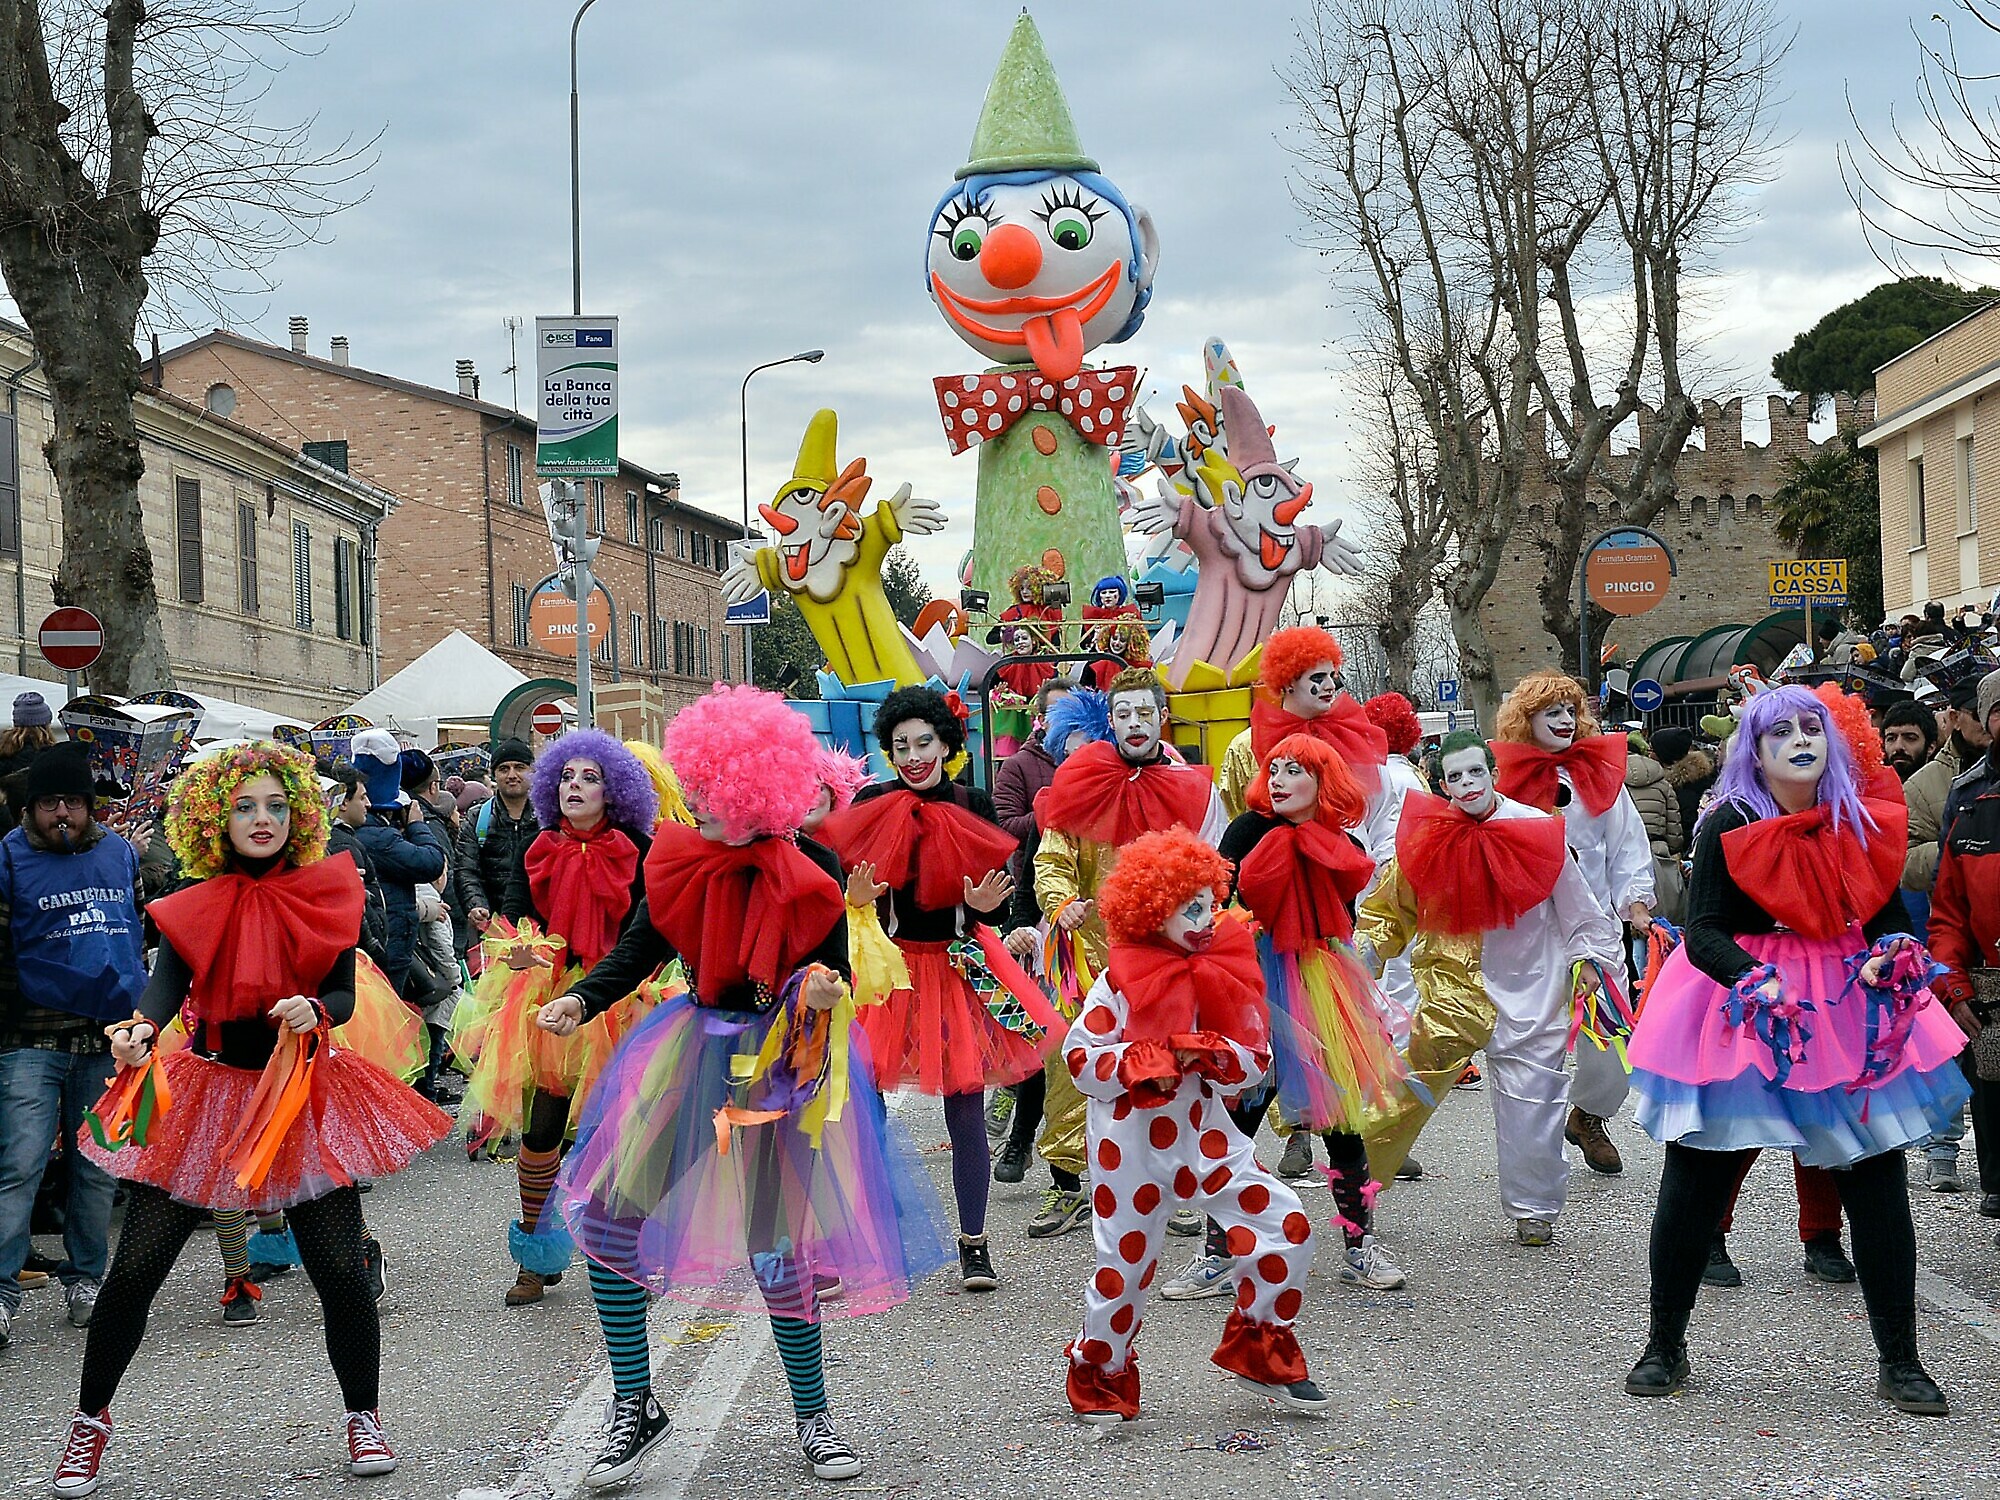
[739,350,825,685]
[569,0,599,317]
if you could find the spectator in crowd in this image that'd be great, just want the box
[1881,699,1938,785]
[348,729,446,996]
[1648,726,1715,852]
[0,743,148,1346]
[455,739,537,955]
[326,766,391,971]
[0,693,60,834]
[1624,732,1686,924]
[1904,681,1988,939]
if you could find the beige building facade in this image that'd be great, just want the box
[0,323,392,718]
[1863,300,2000,619]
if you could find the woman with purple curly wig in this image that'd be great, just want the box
[1624,682,1971,1416]
[452,728,663,1308]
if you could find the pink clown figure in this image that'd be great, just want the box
[1063,827,1328,1426]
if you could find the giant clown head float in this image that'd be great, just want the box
[929,11,1159,610]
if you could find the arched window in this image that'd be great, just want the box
[204,383,236,418]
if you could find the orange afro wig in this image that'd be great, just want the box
[1259,626,1344,697]
[1813,682,1885,781]
[663,685,821,842]
[1246,733,1367,828]
[1363,692,1423,757]
[1098,827,1232,945]
[1495,669,1600,745]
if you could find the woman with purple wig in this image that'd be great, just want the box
[1624,684,1971,1415]
[450,728,659,1307]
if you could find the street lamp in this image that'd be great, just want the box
[739,349,826,685]
[569,0,600,316]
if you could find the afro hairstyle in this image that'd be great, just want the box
[1247,732,1367,828]
[1363,692,1424,757]
[1044,688,1112,764]
[1495,669,1599,745]
[1097,827,1233,944]
[530,728,659,836]
[814,747,872,813]
[873,685,966,757]
[663,684,821,841]
[1259,626,1344,696]
[167,739,331,882]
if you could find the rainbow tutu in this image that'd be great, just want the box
[1258,937,1427,1135]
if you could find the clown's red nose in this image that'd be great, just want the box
[979,223,1043,290]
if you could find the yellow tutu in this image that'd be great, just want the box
[156,951,427,1084]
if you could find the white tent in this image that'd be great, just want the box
[347,630,529,749]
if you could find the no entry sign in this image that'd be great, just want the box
[530,701,566,737]
[39,607,103,671]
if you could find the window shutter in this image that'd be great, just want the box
[0,413,18,558]
[176,477,204,603]
[292,520,312,629]
[238,502,259,613]
[334,536,354,640]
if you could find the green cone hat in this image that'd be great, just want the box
[957,10,1098,181]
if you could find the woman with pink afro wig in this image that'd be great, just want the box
[805,748,872,836]
[663,684,823,842]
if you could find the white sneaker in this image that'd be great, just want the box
[797,1411,863,1481]
[1338,1234,1406,1290]
[1515,1217,1555,1247]
[1159,1253,1234,1301]
[64,1278,100,1329]
[0,1300,12,1348]
[1927,1156,1964,1193]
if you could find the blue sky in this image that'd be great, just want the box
[102,1,1976,596]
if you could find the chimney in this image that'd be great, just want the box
[288,315,307,354]
[456,358,477,398]
[330,336,350,367]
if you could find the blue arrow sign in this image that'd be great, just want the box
[1630,677,1665,713]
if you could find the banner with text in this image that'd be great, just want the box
[536,316,619,477]
[1768,558,1847,611]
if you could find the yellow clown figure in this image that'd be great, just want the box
[721,409,947,689]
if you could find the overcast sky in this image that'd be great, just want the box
[103,1,1979,597]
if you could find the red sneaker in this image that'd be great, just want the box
[346,1410,399,1477]
[52,1408,111,1498]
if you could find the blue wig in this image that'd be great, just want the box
[927,170,1153,344]
[1044,689,1112,764]
[529,728,658,836]
[1090,575,1130,607]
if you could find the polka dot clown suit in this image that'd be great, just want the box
[1061,829,1323,1423]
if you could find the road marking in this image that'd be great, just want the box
[1915,1267,2000,1347]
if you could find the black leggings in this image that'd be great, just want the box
[80,1185,379,1413]
[1648,1144,1917,1351]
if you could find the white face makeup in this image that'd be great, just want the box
[1280,661,1341,721]
[889,718,945,789]
[559,759,607,828]
[1441,747,1498,818]
[801,783,835,834]
[1265,756,1318,822]
[1757,712,1829,800]
[1110,689,1163,762]
[227,772,292,859]
[1162,886,1218,952]
[1530,701,1579,752]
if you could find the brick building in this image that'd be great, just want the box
[0,322,391,719]
[1863,300,2000,619]
[1478,393,1872,679]
[154,322,749,715]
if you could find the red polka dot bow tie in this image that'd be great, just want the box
[932,365,1137,456]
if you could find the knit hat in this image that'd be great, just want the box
[399,747,435,794]
[25,742,94,807]
[350,728,406,810]
[1649,726,1693,766]
[454,779,491,815]
[491,737,534,770]
[12,691,50,728]
[1978,668,2000,726]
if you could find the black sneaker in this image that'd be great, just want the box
[797,1411,863,1480]
[1803,1234,1856,1284]
[220,1276,262,1327]
[1234,1374,1331,1414]
[585,1390,671,1490]
[1978,1192,2000,1219]
[362,1237,387,1304]
[244,1262,292,1284]
[1701,1234,1741,1289]
[1275,1132,1314,1180]
[959,1234,998,1293]
[1624,1339,1689,1397]
[991,1138,1030,1184]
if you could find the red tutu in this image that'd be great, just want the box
[859,935,1057,1096]
[79,1047,450,1215]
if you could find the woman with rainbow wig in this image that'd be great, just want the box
[52,741,449,1493]
[539,687,948,1489]
[1625,684,1972,1415]
[449,727,661,1308]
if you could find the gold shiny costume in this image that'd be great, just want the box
[1029,827,1119,1179]
[1215,727,1257,822]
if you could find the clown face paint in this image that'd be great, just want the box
[559,759,607,830]
[1441,747,1498,819]
[1280,661,1341,721]
[1530,700,1579,752]
[1096,585,1125,609]
[1110,689,1163,763]
[758,482,862,604]
[1163,887,1218,952]
[1757,711,1828,806]
[1265,756,1319,823]
[227,772,292,861]
[889,718,946,790]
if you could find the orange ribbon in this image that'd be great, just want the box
[221,1025,330,1192]
[86,1016,174,1151]
[711,1104,787,1156]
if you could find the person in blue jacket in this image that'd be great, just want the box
[347,730,446,994]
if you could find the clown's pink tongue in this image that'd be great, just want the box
[1022,306,1085,382]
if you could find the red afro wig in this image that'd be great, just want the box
[1363,692,1423,757]
[663,685,821,841]
[1813,682,1885,781]
[1259,626,1344,697]
[1098,827,1232,945]
[1246,733,1367,828]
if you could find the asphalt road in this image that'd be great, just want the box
[4,1069,1997,1500]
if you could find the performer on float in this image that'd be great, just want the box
[1033,670,1227,1240]
[1624,684,1970,1414]
[451,729,659,1308]
[1080,575,1141,689]
[1201,734,1416,1292]
[1063,827,1328,1425]
[1355,732,1623,1246]
[52,743,449,1495]
[818,686,1059,1291]
[541,686,949,1488]
[1492,670,1654,1176]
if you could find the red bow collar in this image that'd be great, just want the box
[644,824,844,1003]
[817,787,1016,911]
[1035,740,1213,847]
[1232,817,1376,951]
[524,819,641,970]
[1105,916,1267,1050]
[1249,697,1387,796]
[150,856,365,1025]
[1720,771,1908,940]
[1395,793,1569,936]
[1492,734,1628,817]
[933,366,1137,456]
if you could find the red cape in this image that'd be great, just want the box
[1035,741,1212,847]
[1721,770,1908,940]
[1396,793,1568,936]
[818,788,1017,910]
[1233,818,1375,950]
[149,855,364,1025]
[645,823,844,1003]
[1492,734,1628,817]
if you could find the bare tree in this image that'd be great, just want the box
[0,1,369,692]
[1345,350,1450,696]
